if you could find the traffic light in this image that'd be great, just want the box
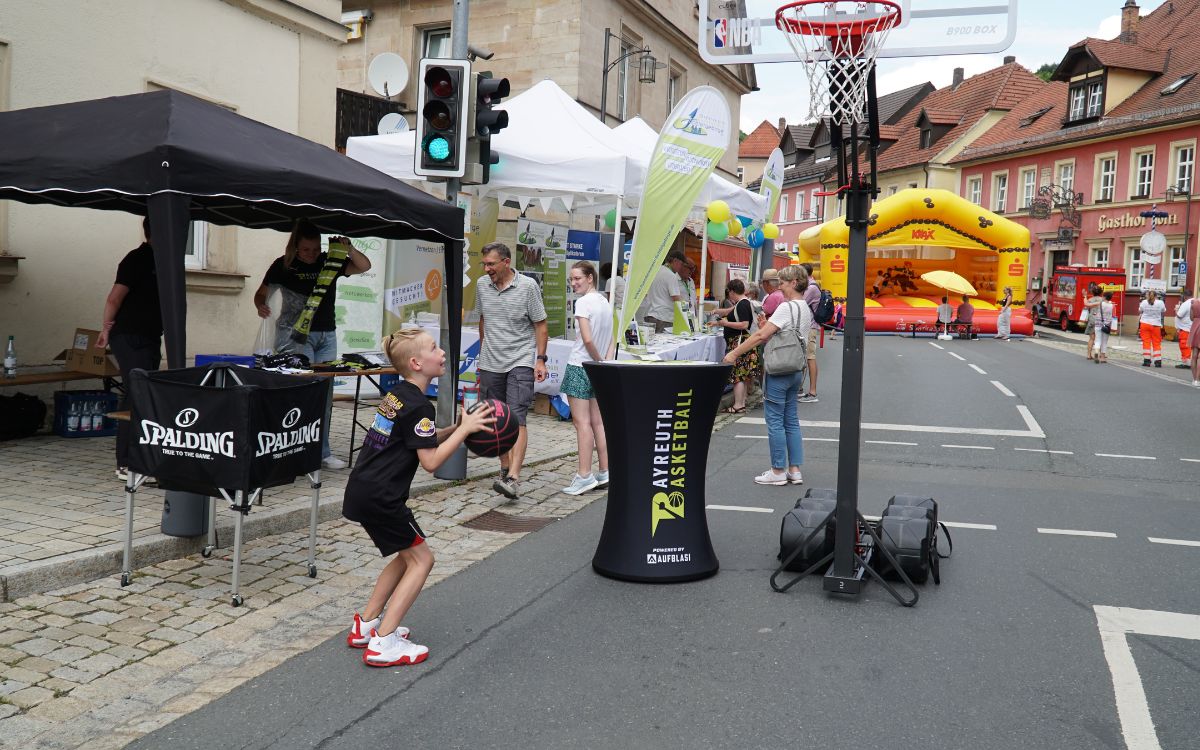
[413,58,471,179]
[464,72,510,185]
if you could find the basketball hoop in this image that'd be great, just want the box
[776,1,902,124]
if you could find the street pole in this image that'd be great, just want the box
[600,28,611,124]
[433,0,470,477]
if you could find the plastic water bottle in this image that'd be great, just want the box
[92,400,106,431]
[3,336,15,378]
[79,400,93,432]
[67,402,81,433]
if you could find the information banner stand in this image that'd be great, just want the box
[584,361,730,582]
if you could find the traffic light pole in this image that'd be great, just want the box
[434,0,471,473]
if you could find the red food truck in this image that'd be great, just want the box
[1032,266,1126,332]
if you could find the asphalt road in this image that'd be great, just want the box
[134,334,1200,750]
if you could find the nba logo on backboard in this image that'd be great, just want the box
[712,18,727,48]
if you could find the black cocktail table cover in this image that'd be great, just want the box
[584,360,730,582]
[128,365,327,496]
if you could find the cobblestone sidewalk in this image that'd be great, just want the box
[0,454,602,749]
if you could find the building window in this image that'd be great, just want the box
[888,185,899,196]
[1133,150,1155,197]
[1087,82,1104,117]
[920,128,932,149]
[1092,246,1109,267]
[668,69,682,112]
[422,27,451,58]
[967,176,982,205]
[1098,156,1116,201]
[1129,247,1144,289]
[993,174,1008,213]
[810,191,821,220]
[1068,86,1086,121]
[1169,245,1186,288]
[779,194,788,223]
[1173,144,1194,192]
[795,193,805,220]
[617,35,641,122]
[1021,169,1036,209]
[1161,73,1196,96]
[736,166,744,184]
[184,222,208,270]
[1057,162,1074,195]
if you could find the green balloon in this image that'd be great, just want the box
[707,220,729,242]
[604,208,617,229]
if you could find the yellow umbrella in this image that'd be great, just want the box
[920,270,977,297]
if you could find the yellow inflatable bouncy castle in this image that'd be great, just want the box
[799,188,1032,336]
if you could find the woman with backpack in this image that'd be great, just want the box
[723,265,813,486]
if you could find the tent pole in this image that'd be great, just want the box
[147,193,190,369]
[698,228,709,320]
[609,198,623,307]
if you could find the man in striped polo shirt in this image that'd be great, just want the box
[475,242,548,499]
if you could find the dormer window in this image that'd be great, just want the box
[920,127,932,149]
[1161,73,1196,96]
[1068,79,1104,122]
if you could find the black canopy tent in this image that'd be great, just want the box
[0,89,464,382]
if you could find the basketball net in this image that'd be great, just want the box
[776,1,901,124]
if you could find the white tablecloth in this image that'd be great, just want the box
[417,324,725,397]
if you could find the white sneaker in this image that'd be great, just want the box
[562,474,599,495]
[1193,380,1200,387]
[786,471,803,485]
[594,470,610,487]
[346,613,408,649]
[363,630,428,667]
[754,469,788,486]
[115,467,129,482]
[321,456,347,470]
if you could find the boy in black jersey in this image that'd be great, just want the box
[343,329,494,667]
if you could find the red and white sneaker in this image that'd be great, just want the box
[347,613,407,649]
[363,630,429,667]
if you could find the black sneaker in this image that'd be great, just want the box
[1154,361,1162,367]
[1175,363,1192,369]
[1143,359,1152,367]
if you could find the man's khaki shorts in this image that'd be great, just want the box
[806,327,818,359]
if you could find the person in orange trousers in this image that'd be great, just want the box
[1138,290,1166,367]
[1175,290,1193,367]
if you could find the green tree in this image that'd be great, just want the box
[739,130,748,142]
[1034,63,1057,82]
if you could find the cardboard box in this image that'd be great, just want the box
[56,328,121,377]
[532,393,553,417]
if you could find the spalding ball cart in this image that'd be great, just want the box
[121,364,329,607]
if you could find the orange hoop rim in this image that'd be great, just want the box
[775,0,902,42]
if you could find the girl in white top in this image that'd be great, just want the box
[1093,291,1115,363]
[1138,290,1167,367]
[560,261,614,495]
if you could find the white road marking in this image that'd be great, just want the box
[930,342,945,350]
[948,352,966,361]
[942,444,994,450]
[1014,447,1074,455]
[1181,458,1200,463]
[942,521,997,530]
[1148,537,1200,547]
[734,435,766,439]
[804,437,838,442]
[969,364,988,375]
[990,380,1016,397]
[1096,453,1156,460]
[706,504,774,514]
[1094,605,1200,750]
[737,404,1046,438]
[866,440,919,446]
[1038,528,1117,538]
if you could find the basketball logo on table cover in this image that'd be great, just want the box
[649,389,692,536]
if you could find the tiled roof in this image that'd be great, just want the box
[956,0,1200,163]
[785,123,818,151]
[739,120,781,158]
[873,62,1046,174]
[919,108,964,126]
[876,82,936,124]
[877,124,905,141]
[951,81,1069,162]
[1075,37,1168,74]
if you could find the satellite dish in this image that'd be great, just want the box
[377,112,409,135]
[368,53,409,98]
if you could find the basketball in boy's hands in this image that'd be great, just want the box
[463,398,519,457]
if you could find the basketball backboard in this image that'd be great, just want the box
[699,0,1017,65]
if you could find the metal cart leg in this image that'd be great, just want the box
[306,470,321,578]
[120,475,136,587]
[202,495,217,558]
[230,491,245,607]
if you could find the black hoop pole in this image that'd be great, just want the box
[825,59,877,594]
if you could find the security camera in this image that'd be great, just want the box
[468,44,494,61]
